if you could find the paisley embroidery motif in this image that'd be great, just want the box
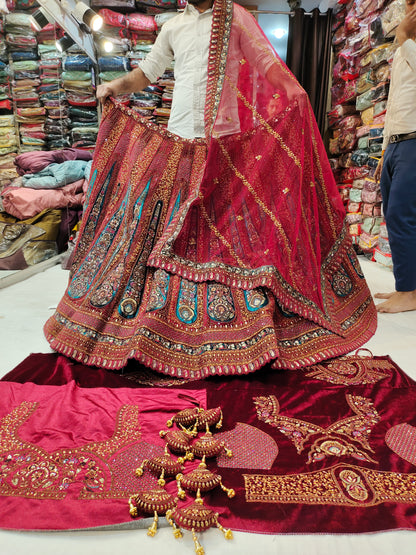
[68,193,128,299]
[176,279,198,324]
[331,266,353,297]
[89,180,151,308]
[118,200,163,319]
[147,269,171,312]
[207,284,235,322]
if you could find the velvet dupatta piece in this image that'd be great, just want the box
[44,0,376,378]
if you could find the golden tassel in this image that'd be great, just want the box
[192,528,205,555]
[215,517,233,540]
[128,495,138,518]
[165,509,183,539]
[147,511,158,537]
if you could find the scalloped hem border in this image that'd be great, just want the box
[46,320,377,381]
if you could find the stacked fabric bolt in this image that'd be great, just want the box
[98,55,131,84]
[11,60,45,152]
[329,0,397,262]
[373,221,392,268]
[0,149,93,270]
[0,60,13,114]
[154,67,174,126]
[0,19,12,113]
[5,11,38,63]
[135,0,177,15]
[61,52,97,150]
[35,22,70,150]
[0,115,19,197]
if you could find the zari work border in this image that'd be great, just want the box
[204,0,233,135]
[244,464,416,506]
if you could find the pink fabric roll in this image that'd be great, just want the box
[1,178,88,220]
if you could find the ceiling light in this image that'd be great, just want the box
[56,34,75,53]
[30,8,50,32]
[96,35,114,53]
[73,1,103,32]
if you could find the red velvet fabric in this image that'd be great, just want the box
[2,353,416,533]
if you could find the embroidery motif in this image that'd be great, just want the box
[207,284,236,323]
[244,289,268,312]
[0,403,145,500]
[331,266,353,297]
[118,200,163,319]
[244,464,416,506]
[176,279,198,324]
[254,394,380,464]
[90,181,151,308]
[147,269,171,312]
[68,193,128,299]
[71,164,114,275]
[305,356,392,385]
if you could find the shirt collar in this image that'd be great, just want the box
[184,3,213,16]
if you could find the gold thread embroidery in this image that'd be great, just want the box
[254,393,380,464]
[0,403,143,500]
[216,137,294,269]
[244,464,416,506]
[223,76,301,169]
[198,191,246,267]
[306,356,393,385]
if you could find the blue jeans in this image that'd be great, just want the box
[380,137,416,291]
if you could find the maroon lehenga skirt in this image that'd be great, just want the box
[44,101,377,379]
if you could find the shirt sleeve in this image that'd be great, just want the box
[400,38,416,74]
[138,24,174,84]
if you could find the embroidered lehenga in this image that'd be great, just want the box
[44,0,377,379]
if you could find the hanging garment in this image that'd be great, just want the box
[44,0,377,378]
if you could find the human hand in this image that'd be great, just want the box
[96,83,114,102]
[374,157,383,182]
[396,3,416,44]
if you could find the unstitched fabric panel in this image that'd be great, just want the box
[1,352,416,534]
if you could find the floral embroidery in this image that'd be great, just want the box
[244,288,268,312]
[254,394,380,464]
[118,200,163,319]
[0,403,146,500]
[147,269,171,312]
[68,192,128,299]
[89,181,151,308]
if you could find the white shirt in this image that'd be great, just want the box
[139,5,212,139]
[139,4,275,139]
[382,39,416,150]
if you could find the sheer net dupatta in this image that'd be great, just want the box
[149,0,360,333]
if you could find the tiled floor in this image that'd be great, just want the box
[0,257,415,555]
